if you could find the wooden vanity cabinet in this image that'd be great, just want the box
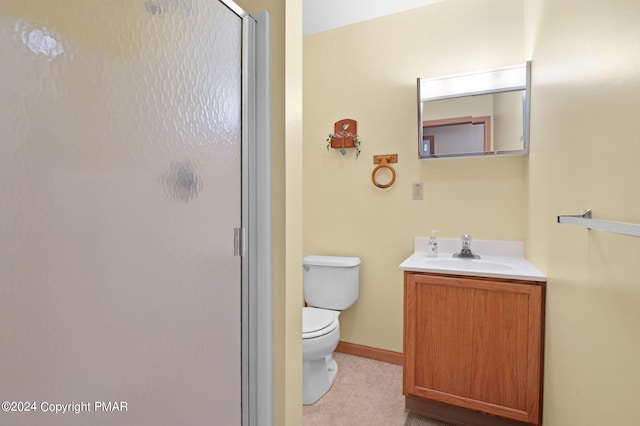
[403,272,545,426]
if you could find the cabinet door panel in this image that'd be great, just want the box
[404,273,543,425]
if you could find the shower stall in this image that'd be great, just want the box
[0,0,271,425]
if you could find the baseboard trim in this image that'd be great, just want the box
[335,341,403,365]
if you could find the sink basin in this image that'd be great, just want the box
[399,238,546,281]
[422,257,514,272]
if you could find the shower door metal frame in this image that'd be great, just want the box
[230,3,273,426]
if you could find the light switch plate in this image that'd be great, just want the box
[413,182,423,200]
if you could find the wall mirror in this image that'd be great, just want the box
[417,62,531,159]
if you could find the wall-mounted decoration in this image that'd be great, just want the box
[326,118,362,159]
[371,154,398,189]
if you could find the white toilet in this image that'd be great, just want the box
[302,255,361,405]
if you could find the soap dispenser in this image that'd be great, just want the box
[427,230,438,257]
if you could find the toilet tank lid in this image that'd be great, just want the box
[303,255,361,267]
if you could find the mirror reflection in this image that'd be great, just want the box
[417,62,530,159]
[420,90,525,157]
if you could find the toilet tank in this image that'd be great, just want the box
[302,255,361,310]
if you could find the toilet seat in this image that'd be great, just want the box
[303,307,338,339]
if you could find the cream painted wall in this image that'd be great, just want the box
[235,0,640,424]
[303,0,527,353]
[303,0,640,425]
[526,0,640,424]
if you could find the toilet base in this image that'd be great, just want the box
[302,355,338,405]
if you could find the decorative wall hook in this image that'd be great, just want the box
[326,118,362,159]
[372,154,398,188]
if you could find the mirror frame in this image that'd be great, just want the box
[417,61,531,159]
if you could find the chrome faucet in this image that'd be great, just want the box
[453,234,481,259]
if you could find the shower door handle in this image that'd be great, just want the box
[233,227,245,257]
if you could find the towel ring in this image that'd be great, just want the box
[371,155,397,188]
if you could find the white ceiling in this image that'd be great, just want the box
[303,0,446,35]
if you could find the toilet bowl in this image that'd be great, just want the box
[302,307,340,405]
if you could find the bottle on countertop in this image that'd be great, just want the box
[427,230,438,257]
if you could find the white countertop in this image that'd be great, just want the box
[399,238,546,282]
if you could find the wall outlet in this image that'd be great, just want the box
[413,182,424,200]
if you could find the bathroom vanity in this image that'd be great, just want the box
[400,238,546,426]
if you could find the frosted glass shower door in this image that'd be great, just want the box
[0,1,244,425]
